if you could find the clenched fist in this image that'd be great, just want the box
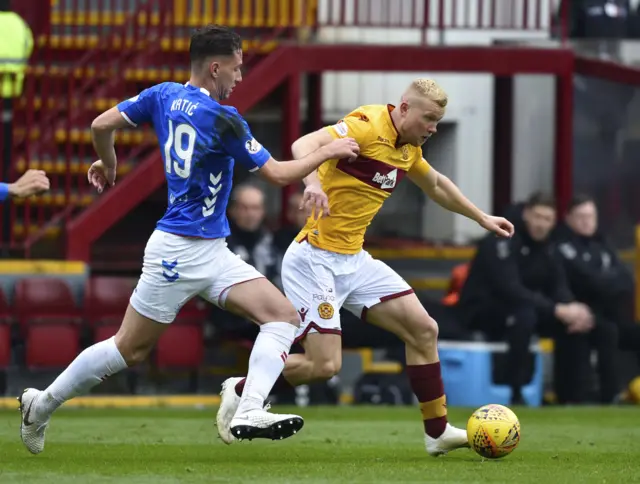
[8,170,50,199]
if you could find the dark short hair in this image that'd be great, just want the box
[230,183,263,205]
[567,194,595,213]
[525,192,556,210]
[189,25,242,65]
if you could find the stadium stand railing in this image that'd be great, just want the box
[2,0,565,260]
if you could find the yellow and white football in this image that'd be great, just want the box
[466,404,520,459]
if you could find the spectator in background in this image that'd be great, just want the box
[274,191,307,255]
[227,183,280,287]
[458,192,619,405]
[209,184,280,343]
[555,195,640,364]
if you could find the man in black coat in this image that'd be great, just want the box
[458,192,619,404]
[555,195,640,378]
[226,184,281,288]
[211,184,281,341]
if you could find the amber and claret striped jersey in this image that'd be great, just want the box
[295,104,432,254]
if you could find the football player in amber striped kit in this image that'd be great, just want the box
[218,79,514,456]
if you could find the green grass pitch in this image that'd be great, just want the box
[1,405,639,483]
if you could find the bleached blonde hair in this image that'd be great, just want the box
[404,78,448,108]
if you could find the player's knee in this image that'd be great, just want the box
[276,304,301,329]
[256,299,300,328]
[313,358,342,380]
[406,315,439,350]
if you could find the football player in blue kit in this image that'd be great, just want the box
[18,25,359,454]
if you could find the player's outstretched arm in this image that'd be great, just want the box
[408,158,514,238]
[88,107,132,192]
[258,137,359,187]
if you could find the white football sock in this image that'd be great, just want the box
[35,336,128,420]
[235,321,297,416]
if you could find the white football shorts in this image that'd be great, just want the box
[281,240,414,343]
[130,229,264,323]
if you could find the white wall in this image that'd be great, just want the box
[511,75,556,202]
[316,0,555,242]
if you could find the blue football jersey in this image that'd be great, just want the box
[116,82,271,239]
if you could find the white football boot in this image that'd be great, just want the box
[18,388,50,455]
[216,377,243,444]
[425,423,470,456]
[230,408,304,442]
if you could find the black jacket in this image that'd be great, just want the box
[554,223,633,305]
[226,222,280,289]
[210,223,279,339]
[458,229,573,319]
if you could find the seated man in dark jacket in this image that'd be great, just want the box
[226,184,281,288]
[211,184,281,341]
[458,192,619,405]
[555,194,640,368]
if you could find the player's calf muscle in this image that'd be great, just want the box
[284,353,341,384]
[283,333,342,384]
[312,358,341,380]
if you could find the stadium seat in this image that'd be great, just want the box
[14,278,80,330]
[177,297,208,323]
[0,323,10,368]
[155,318,204,369]
[0,323,8,394]
[26,321,80,368]
[154,318,204,392]
[84,276,135,325]
[0,286,10,321]
[93,317,121,343]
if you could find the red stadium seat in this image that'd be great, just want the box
[26,321,80,368]
[178,297,208,323]
[155,318,204,369]
[0,289,13,392]
[0,323,11,368]
[93,317,121,343]
[14,278,79,329]
[84,277,135,325]
[0,286,10,320]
